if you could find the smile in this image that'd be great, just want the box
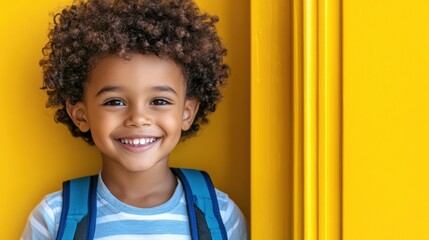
[119,137,159,146]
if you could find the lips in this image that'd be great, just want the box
[118,137,160,146]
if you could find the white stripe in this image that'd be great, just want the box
[52,206,62,215]
[98,198,110,207]
[96,234,191,240]
[49,195,62,203]
[220,200,234,222]
[97,212,188,224]
[40,200,55,222]
[227,216,240,238]
[29,214,50,238]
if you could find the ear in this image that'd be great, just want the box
[66,100,90,132]
[181,98,200,131]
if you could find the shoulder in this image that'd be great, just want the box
[215,189,249,240]
[21,191,63,240]
[38,191,63,222]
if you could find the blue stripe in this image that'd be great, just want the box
[95,220,190,237]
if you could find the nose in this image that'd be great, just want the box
[124,104,152,127]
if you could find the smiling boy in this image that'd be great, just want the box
[22,0,248,239]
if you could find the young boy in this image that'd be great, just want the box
[22,0,248,239]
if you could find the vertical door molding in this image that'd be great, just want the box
[293,0,343,240]
[251,0,342,238]
[251,0,294,239]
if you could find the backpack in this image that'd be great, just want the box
[55,168,228,240]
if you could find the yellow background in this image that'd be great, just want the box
[0,0,249,239]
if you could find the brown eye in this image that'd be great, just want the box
[103,99,125,106]
[151,99,171,105]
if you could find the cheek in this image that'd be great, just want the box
[87,110,121,136]
[157,112,183,133]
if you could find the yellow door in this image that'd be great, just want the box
[251,0,429,239]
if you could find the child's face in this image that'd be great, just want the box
[67,54,199,173]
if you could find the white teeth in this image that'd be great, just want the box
[120,138,157,146]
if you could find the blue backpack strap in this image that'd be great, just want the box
[57,175,98,240]
[172,168,228,240]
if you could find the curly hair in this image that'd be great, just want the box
[40,0,229,144]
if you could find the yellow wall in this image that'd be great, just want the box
[0,0,249,239]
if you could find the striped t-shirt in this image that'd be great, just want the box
[21,175,248,240]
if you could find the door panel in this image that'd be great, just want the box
[343,0,429,239]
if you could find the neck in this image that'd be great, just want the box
[100,162,177,208]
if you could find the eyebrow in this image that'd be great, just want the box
[95,85,178,97]
[151,85,178,95]
[95,86,124,97]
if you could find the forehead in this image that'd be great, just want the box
[86,54,186,94]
